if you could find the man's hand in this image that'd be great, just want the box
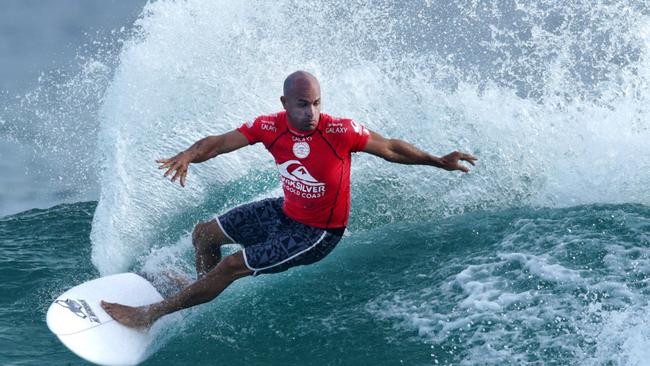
[155,131,250,187]
[157,151,193,187]
[439,151,477,173]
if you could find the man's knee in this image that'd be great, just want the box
[192,219,231,251]
[214,252,252,279]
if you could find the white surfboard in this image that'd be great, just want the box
[46,273,164,366]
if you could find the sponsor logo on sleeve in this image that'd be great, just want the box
[260,119,277,132]
[325,121,347,134]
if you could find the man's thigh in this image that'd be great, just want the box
[242,220,342,276]
[217,197,284,245]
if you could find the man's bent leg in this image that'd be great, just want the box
[102,251,252,329]
[192,219,233,278]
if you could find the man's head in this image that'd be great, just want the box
[281,71,321,132]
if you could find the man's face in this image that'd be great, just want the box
[281,80,321,132]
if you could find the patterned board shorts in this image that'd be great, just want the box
[217,198,344,276]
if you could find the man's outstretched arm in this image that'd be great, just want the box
[156,130,249,187]
[363,130,477,172]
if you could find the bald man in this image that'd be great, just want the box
[101,71,477,328]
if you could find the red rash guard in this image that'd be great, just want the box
[237,111,370,229]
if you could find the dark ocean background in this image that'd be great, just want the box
[1,1,649,365]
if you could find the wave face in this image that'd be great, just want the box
[90,0,649,273]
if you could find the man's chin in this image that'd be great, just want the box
[287,117,318,131]
[296,124,317,131]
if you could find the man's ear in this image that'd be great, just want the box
[280,96,287,109]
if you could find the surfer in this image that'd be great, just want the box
[101,71,477,328]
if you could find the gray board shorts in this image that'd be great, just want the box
[217,198,344,276]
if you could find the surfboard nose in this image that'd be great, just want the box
[46,273,165,366]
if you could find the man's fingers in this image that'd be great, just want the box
[180,171,187,187]
[455,153,477,168]
[163,166,175,177]
[158,159,175,170]
[164,161,183,177]
[171,170,181,182]
[171,167,186,183]
[442,152,477,173]
[461,154,477,165]
[160,159,188,186]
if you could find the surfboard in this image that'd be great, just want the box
[46,273,164,366]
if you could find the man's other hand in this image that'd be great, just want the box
[156,152,193,187]
[440,151,477,173]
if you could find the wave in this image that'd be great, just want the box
[87,0,650,274]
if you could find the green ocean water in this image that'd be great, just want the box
[2,201,649,365]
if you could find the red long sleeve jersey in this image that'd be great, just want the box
[237,111,370,229]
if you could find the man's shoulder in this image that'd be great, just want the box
[246,111,285,134]
[253,111,285,124]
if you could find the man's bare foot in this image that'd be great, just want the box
[100,301,156,330]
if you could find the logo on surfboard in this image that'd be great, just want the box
[55,298,100,324]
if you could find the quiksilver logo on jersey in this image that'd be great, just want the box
[278,160,326,199]
[292,142,310,158]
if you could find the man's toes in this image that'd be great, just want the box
[100,301,118,317]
